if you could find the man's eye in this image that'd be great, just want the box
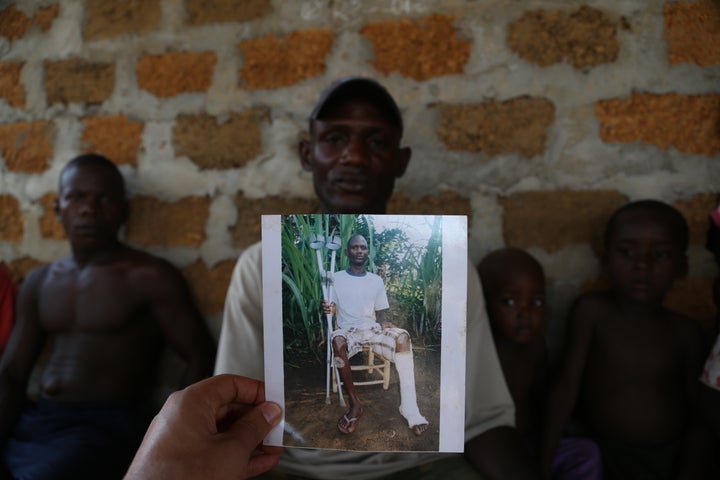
[654,251,670,260]
[368,136,387,148]
[532,298,545,308]
[324,133,346,145]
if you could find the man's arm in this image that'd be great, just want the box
[144,259,215,386]
[214,243,265,380]
[0,267,48,441]
[539,295,596,476]
[376,309,388,326]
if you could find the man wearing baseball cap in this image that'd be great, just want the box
[215,77,538,479]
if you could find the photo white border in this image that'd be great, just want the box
[261,215,285,445]
[262,214,467,452]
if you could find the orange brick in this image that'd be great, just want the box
[182,259,236,316]
[664,0,720,66]
[0,195,23,241]
[388,191,472,223]
[38,193,65,240]
[674,194,719,246]
[595,93,720,156]
[136,51,217,98]
[230,194,318,249]
[0,62,25,108]
[45,59,115,105]
[84,0,161,40]
[125,196,210,247]
[81,115,144,167]
[186,0,271,25]
[239,29,333,89]
[33,3,59,31]
[0,121,54,173]
[438,97,555,157]
[507,6,620,69]
[500,190,628,254]
[173,110,268,169]
[0,4,31,41]
[361,14,471,81]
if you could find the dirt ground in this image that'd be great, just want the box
[281,347,442,452]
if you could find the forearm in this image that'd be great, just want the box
[465,426,540,480]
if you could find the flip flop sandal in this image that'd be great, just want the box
[337,414,359,434]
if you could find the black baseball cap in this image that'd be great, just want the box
[309,77,403,134]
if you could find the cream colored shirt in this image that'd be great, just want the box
[214,242,515,480]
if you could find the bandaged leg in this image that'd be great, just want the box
[395,351,428,428]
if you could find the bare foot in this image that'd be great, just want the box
[411,423,429,436]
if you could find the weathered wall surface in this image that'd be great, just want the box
[1,0,719,351]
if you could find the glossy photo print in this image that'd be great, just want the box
[262,214,467,452]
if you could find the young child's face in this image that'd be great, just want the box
[605,209,686,305]
[486,268,546,344]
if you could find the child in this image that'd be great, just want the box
[540,200,706,479]
[478,247,602,479]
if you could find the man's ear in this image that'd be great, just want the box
[394,146,411,178]
[298,136,313,172]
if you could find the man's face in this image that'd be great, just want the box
[604,209,687,305]
[346,235,369,268]
[55,164,127,251]
[300,99,410,214]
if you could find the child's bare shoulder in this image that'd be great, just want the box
[570,290,615,322]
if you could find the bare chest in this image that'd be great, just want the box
[590,315,683,379]
[38,264,142,332]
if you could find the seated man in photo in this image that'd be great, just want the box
[323,233,428,436]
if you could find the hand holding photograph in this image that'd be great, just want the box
[262,214,467,453]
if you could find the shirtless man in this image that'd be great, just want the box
[323,234,428,436]
[0,154,215,479]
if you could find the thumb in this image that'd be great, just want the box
[226,401,282,450]
[258,402,282,427]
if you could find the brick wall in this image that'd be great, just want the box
[1,0,718,345]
